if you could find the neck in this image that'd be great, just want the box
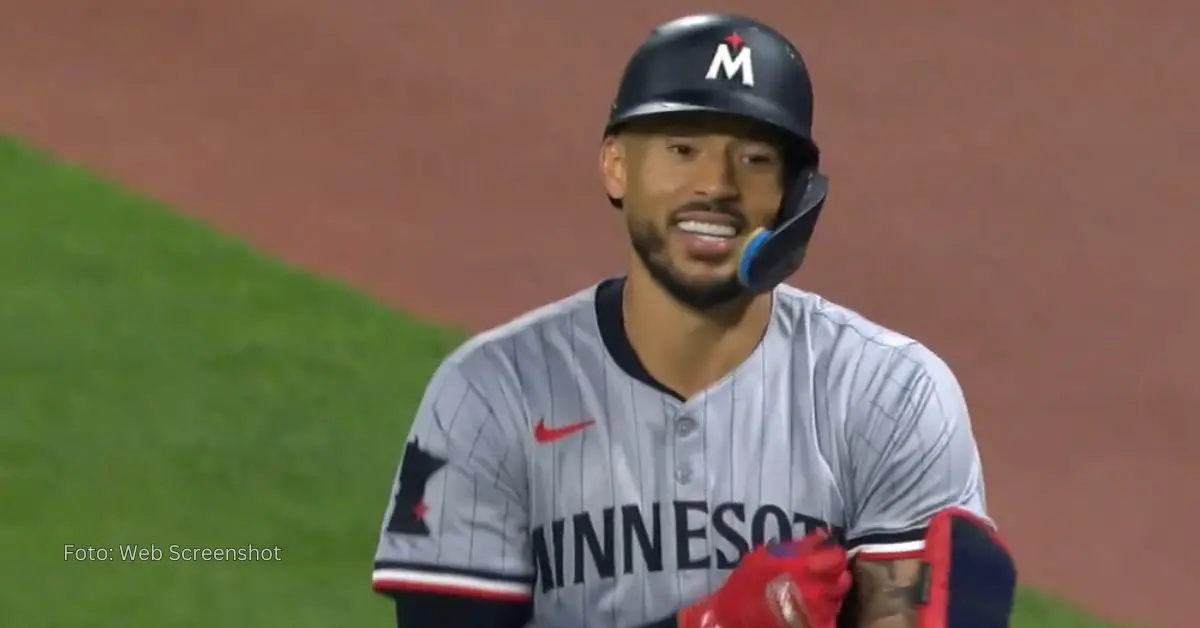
[622,261,773,399]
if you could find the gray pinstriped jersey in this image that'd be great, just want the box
[372,279,988,627]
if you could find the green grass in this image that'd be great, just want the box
[0,138,461,626]
[0,135,1122,626]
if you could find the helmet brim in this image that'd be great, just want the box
[604,88,815,152]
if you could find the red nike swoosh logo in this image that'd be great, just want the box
[533,418,595,444]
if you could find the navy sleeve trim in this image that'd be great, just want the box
[373,560,535,601]
[846,528,928,560]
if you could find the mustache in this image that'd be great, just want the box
[667,200,748,229]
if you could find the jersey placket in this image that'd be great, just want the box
[670,397,710,600]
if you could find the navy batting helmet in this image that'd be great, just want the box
[604,13,828,293]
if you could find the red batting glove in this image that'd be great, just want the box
[677,529,852,628]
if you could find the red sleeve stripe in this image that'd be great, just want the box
[372,567,533,602]
[848,539,925,561]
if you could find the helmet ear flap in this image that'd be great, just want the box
[737,170,828,293]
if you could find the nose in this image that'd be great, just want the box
[690,151,737,201]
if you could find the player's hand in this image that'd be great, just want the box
[677,529,852,628]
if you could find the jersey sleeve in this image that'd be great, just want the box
[843,343,990,561]
[372,357,534,601]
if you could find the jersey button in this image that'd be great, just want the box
[677,417,697,436]
[675,465,693,484]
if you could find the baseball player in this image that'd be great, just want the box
[372,12,1016,628]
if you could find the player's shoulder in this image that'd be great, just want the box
[772,284,960,391]
[435,282,601,382]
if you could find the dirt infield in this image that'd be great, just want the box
[2,1,1197,625]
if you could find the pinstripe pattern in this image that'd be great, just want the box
[373,279,989,626]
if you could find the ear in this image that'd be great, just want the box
[599,136,627,203]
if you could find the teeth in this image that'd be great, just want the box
[677,220,736,238]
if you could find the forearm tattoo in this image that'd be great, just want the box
[852,559,926,627]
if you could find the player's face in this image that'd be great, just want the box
[601,114,787,310]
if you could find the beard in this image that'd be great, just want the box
[628,218,747,311]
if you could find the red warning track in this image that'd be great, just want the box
[2,2,1196,626]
